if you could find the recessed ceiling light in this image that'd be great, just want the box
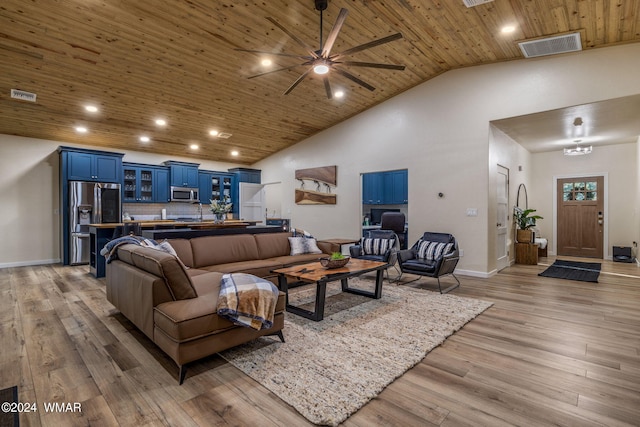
[209,129,219,136]
[334,90,344,98]
[84,105,98,113]
[140,136,150,142]
[261,59,272,67]
[231,150,239,156]
[190,144,199,150]
[501,25,516,34]
[75,126,88,133]
[155,118,167,126]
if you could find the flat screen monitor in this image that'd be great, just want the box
[370,208,400,225]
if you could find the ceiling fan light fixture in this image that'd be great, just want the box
[313,63,330,75]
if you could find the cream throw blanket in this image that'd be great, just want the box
[217,273,279,330]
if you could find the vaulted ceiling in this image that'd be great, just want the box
[1,1,639,164]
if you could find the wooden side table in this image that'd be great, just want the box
[515,243,539,265]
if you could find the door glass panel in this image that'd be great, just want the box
[586,192,597,200]
[563,192,573,201]
[586,181,597,191]
[574,182,585,191]
[563,183,573,192]
[575,192,585,201]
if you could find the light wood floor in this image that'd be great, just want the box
[2,257,639,426]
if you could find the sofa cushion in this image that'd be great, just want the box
[154,275,285,343]
[167,238,194,267]
[116,244,197,300]
[254,232,293,259]
[202,259,282,278]
[190,234,259,268]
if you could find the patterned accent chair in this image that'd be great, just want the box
[397,232,460,293]
[349,230,400,281]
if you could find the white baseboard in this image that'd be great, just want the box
[455,268,497,279]
[0,259,61,269]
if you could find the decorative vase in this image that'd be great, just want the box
[213,213,226,224]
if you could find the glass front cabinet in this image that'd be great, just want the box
[123,163,170,203]
[199,171,234,205]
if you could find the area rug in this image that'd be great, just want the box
[538,259,601,283]
[0,385,19,427]
[219,278,492,426]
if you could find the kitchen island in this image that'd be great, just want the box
[89,220,280,278]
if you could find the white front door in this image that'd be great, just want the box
[496,165,509,271]
[239,182,265,223]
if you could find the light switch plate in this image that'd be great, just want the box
[466,208,478,216]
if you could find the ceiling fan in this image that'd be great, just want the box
[236,0,405,99]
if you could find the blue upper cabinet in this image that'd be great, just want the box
[166,161,199,187]
[229,167,261,184]
[123,163,170,203]
[199,171,234,204]
[363,169,407,205]
[60,147,123,183]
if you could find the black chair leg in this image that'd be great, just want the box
[437,274,460,294]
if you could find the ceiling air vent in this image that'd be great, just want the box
[217,132,232,139]
[462,0,494,7]
[518,32,582,58]
[10,89,37,102]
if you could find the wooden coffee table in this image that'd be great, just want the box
[272,258,388,321]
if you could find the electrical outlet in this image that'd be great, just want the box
[466,208,478,217]
[459,249,464,257]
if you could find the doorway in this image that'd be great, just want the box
[496,165,509,271]
[556,175,605,258]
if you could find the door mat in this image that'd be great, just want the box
[538,260,601,283]
[0,385,19,427]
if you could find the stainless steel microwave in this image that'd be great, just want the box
[170,186,199,202]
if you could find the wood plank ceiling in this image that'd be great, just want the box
[1,1,639,164]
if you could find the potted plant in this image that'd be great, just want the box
[513,207,543,243]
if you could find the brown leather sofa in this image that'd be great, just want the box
[106,232,338,383]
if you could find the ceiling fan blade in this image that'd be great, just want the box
[321,8,349,58]
[283,67,313,95]
[337,61,405,70]
[235,48,314,60]
[323,76,333,99]
[334,33,403,58]
[332,67,376,92]
[247,63,310,79]
[266,17,319,59]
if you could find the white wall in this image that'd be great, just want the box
[255,43,640,275]
[0,135,243,267]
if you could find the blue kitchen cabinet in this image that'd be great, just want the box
[154,167,170,203]
[123,163,170,203]
[362,172,384,204]
[200,171,234,204]
[166,161,199,187]
[385,170,408,204]
[61,147,123,182]
[363,169,407,205]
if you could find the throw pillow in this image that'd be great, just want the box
[288,236,322,255]
[361,237,395,255]
[417,240,454,261]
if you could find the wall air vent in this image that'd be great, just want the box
[10,89,37,102]
[217,132,232,139]
[518,32,582,58]
[462,0,494,7]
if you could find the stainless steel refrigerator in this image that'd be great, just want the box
[69,181,121,265]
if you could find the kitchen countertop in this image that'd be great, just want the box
[89,219,261,228]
